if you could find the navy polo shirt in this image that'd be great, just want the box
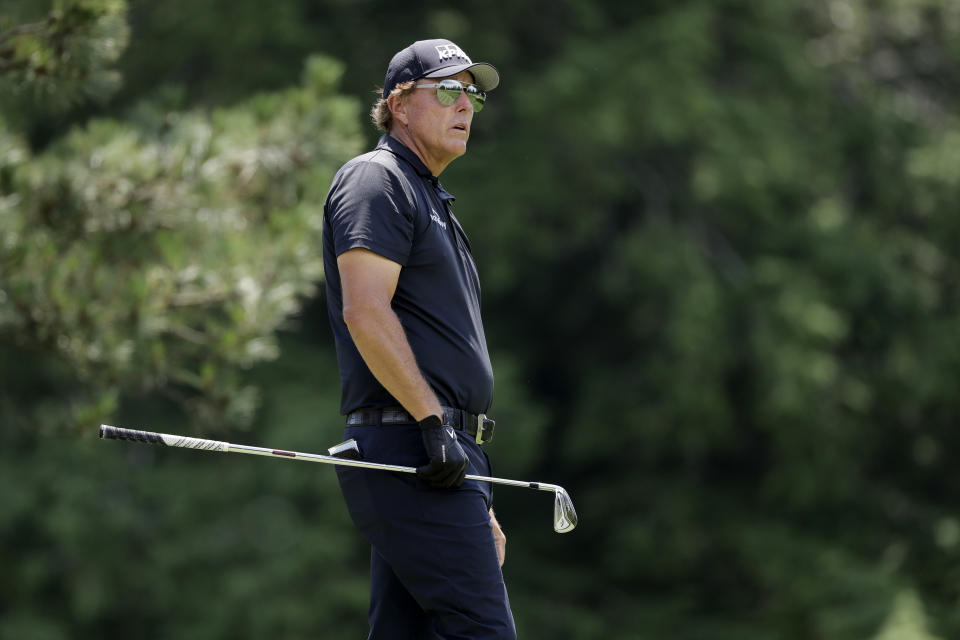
[322,135,493,415]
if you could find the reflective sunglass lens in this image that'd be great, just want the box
[436,86,459,105]
[435,81,485,111]
[465,85,486,111]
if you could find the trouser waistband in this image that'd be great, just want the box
[345,406,495,445]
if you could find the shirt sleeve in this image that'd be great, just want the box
[325,160,416,266]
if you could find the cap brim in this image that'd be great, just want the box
[422,62,500,91]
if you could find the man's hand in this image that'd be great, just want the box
[490,508,506,567]
[416,415,468,488]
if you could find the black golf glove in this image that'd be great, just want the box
[416,415,468,488]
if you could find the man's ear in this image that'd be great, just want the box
[388,92,408,127]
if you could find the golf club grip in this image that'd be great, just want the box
[100,425,163,444]
[99,425,228,452]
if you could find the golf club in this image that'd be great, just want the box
[99,424,577,533]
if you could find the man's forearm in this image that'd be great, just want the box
[490,508,506,566]
[344,303,443,421]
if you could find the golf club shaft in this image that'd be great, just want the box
[99,424,560,494]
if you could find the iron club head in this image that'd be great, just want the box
[552,487,578,533]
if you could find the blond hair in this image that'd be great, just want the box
[370,81,416,133]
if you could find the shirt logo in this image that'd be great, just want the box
[435,44,471,64]
[430,210,448,230]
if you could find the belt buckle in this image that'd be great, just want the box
[475,414,495,444]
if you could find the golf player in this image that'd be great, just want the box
[321,39,515,638]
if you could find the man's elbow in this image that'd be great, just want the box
[342,299,389,334]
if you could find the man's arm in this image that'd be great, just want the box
[338,248,443,421]
[490,508,506,567]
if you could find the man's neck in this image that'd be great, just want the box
[388,129,451,177]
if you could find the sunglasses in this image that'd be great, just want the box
[414,79,486,112]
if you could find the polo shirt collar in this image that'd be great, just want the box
[378,134,431,177]
[377,135,456,204]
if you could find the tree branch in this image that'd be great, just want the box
[0,21,47,47]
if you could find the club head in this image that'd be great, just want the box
[553,487,578,533]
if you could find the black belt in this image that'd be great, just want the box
[345,406,495,444]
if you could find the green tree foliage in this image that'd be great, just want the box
[0,334,374,640]
[453,1,960,637]
[0,3,371,637]
[0,9,364,432]
[0,0,128,123]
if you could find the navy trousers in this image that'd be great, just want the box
[336,422,516,640]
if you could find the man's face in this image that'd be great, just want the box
[395,70,477,172]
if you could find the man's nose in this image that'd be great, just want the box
[455,90,473,113]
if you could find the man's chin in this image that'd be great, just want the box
[446,141,468,157]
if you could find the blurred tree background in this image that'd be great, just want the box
[2,0,960,637]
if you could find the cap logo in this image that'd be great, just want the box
[435,44,472,64]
